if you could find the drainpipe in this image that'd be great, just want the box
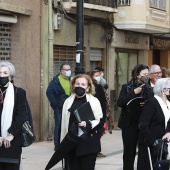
[41,0,54,141]
[47,0,54,140]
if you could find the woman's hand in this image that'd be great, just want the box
[79,121,86,127]
[0,137,3,147]
[134,84,145,94]
[3,134,14,148]
[162,132,170,141]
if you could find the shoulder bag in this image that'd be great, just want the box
[21,121,36,147]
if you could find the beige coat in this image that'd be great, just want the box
[60,94,103,142]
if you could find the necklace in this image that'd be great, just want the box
[0,88,7,103]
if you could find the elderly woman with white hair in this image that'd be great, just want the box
[138,78,170,170]
[0,61,26,170]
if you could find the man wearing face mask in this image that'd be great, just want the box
[46,64,71,151]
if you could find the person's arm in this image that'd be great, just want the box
[138,100,156,146]
[46,81,58,109]
[88,97,104,131]
[8,88,27,137]
[117,84,136,108]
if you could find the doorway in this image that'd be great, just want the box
[114,49,138,123]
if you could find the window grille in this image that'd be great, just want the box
[117,0,130,6]
[150,0,166,10]
[0,23,10,60]
[53,45,76,75]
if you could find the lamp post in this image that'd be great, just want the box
[75,0,85,75]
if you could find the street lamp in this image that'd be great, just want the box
[75,0,85,75]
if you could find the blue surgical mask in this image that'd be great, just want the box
[65,70,71,77]
[94,76,100,83]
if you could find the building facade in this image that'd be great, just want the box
[0,0,42,140]
[1,0,170,140]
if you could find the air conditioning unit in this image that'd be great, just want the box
[53,13,64,30]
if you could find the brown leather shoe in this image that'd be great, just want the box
[97,152,106,157]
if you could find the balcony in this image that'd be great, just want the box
[62,0,118,19]
[114,0,169,35]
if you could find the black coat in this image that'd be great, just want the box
[0,86,27,163]
[117,83,154,129]
[139,97,170,146]
[94,83,106,121]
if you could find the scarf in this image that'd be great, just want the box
[154,95,170,128]
[1,82,14,138]
[154,95,170,159]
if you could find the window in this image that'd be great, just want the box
[0,23,10,60]
[117,0,130,6]
[150,0,166,10]
[53,45,76,75]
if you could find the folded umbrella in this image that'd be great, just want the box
[45,122,86,170]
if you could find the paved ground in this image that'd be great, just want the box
[22,129,137,170]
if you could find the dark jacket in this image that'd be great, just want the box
[0,86,27,163]
[117,83,154,129]
[46,74,69,110]
[94,83,107,121]
[139,97,170,146]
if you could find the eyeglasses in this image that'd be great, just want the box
[163,88,170,92]
[62,69,71,71]
[150,72,162,75]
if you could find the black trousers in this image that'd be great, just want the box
[68,150,97,170]
[0,162,20,170]
[122,123,139,170]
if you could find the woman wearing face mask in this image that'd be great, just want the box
[138,78,170,170]
[86,70,107,157]
[0,61,26,170]
[117,64,154,170]
[45,74,103,170]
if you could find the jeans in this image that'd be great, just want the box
[54,107,62,146]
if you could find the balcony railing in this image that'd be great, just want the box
[72,0,117,8]
[117,0,130,6]
[150,0,166,11]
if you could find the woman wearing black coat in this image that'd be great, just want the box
[0,61,26,170]
[117,64,154,170]
[138,78,170,170]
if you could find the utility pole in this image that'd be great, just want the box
[75,0,85,75]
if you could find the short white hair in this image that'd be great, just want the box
[153,78,170,95]
[149,64,160,73]
[0,61,15,77]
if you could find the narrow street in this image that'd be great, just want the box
[22,129,137,170]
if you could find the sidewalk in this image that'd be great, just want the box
[22,129,137,170]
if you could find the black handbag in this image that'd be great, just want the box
[152,139,168,157]
[21,121,36,147]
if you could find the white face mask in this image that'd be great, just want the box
[65,70,71,77]
[94,76,100,83]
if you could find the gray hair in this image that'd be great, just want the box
[0,61,16,77]
[153,78,170,95]
[149,64,160,73]
[167,69,170,77]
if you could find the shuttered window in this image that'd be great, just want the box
[53,45,76,75]
[0,23,10,60]
[90,48,102,61]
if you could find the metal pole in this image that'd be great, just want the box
[75,0,85,75]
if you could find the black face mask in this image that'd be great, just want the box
[167,95,170,101]
[0,77,9,87]
[140,76,150,84]
[74,87,86,97]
